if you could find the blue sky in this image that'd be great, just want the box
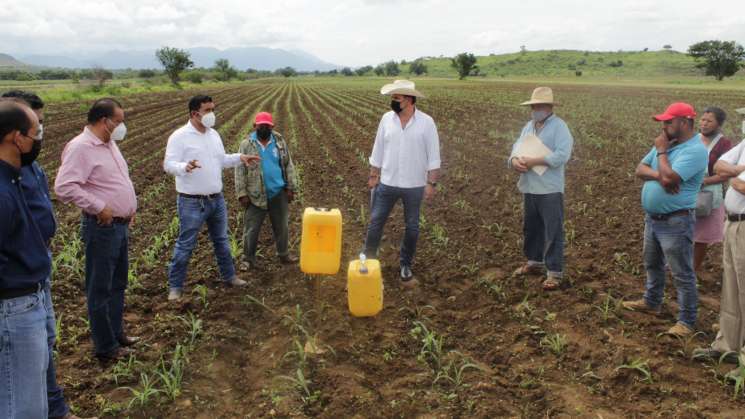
[1,0,744,67]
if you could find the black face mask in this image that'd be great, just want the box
[390,100,403,114]
[21,140,42,166]
[257,126,272,141]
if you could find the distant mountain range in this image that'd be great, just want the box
[0,53,28,68]
[7,47,340,71]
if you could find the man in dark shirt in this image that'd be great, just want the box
[2,91,92,419]
[0,99,50,418]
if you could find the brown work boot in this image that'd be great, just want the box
[666,322,694,338]
[621,299,662,314]
[279,254,299,265]
[513,263,544,276]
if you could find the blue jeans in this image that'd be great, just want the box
[43,280,69,418]
[168,194,236,290]
[0,290,49,419]
[82,216,129,355]
[643,212,697,328]
[363,183,424,268]
[523,193,565,275]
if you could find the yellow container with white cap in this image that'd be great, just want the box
[300,208,342,275]
[347,254,383,317]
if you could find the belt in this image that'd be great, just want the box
[728,213,745,222]
[179,192,221,200]
[649,209,692,221]
[0,282,42,300]
[83,213,132,224]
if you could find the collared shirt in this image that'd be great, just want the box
[640,134,708,214]
[719,139,745,214]
[251,132,286,199]
[369,109,441,188]
[54,127,137,217]
[20,161,56,244]
[0,160,51,289]
[508,114,574,195]
[164,121,242,195]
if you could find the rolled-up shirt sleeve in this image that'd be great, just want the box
[369,117,385,168]
[720,142,744,165]
[544,122,574,168]
[425,119,441,171]
[54,143,106,214]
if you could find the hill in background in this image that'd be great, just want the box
[0,53,29,68]
[419,49,744,79]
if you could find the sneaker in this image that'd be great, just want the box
[621,299,662,314]
[666,322,694,338]
[692,347,739,364]
[226,277,247,287]
[400,266,418,287]
[168,288,183,301]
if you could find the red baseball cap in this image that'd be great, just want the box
[653,102,696,121]
[254,112,274,126]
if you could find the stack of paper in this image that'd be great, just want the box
[513,133,551,175]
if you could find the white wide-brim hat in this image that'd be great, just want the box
[736,107,745,115]
[380,80,426,98]
[520,86,557,106]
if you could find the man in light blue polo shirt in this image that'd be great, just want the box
[509,87,574,291]
[623,102,708,338]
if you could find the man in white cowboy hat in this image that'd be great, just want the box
[364,80,441,286]
[693,105,745,376]
[509,87,574,291]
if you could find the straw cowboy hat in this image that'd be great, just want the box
[380,80,426,98]
[736,107,745,115]
[520,87,557,106]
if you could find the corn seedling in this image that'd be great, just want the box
[156,348,185,401]
[179,312,203,349]
[110,354,142,385]
[278,368,320,406]
[243,294,275,314]
[540,333,568,356]
[123,372,161,409]
[192,284,209,309]
[433,353,482,389]
[730,360,745,399]
[615,358,653,383]
[593,293,622,324]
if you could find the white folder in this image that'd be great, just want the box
[514,133,551,175]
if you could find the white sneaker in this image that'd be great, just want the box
[168,288,182,301]
[226,277,247,287]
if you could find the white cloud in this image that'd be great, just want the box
[0,0,743,66]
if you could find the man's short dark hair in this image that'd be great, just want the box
[0,101,31,140]
[703,106,727,126]
[188,95,213,113]
[1,90,44,110]
[87,98,123,124]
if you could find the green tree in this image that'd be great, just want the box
[213,58,238,81]
[277,66,297,77]
[341,67,354,76]
[688,40,745,81]
[373,65,385,76]
[451,52,478,80]
[408,59,428,76]
[383,61,400,76]
[155,47,194,85]
[355,65,373,76]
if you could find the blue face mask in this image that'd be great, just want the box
[531,110,551,123]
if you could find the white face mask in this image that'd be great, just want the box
[37,123,44,140]
[201,112,216,128]
[110,121,127,141]
[741,120,745,135]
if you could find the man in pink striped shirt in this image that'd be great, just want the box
[54,98,139,362]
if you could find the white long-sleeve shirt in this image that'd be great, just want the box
[163,121,242,195]
[369,109,441,188]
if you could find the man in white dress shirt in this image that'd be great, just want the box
[163,95,260,301]
[363,80,441,286]
[693,106,745,381]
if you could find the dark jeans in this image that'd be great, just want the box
[242,190,289,262]
[643,212,697,328]
[43,279,69,418]
[168,194,236,290]
[523,193,565,275]
[81,216,129,355]
[364,183,424,268]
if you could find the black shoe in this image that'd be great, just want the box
[279,254,298,264]
[118,335,140,347]
[96,347,134,362]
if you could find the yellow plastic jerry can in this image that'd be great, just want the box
[347,254,383,317]
[300,208,342,275]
